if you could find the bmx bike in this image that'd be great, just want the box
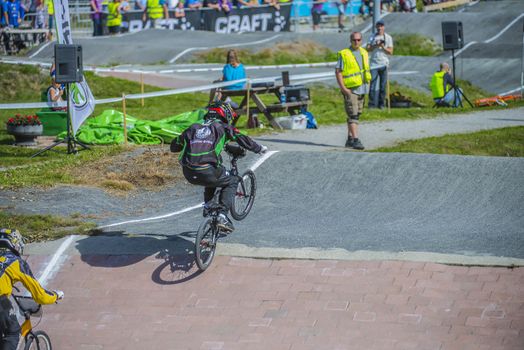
[11,286,52,350]
[194,144,256,271]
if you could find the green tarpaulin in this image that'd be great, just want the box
[59,109,206,145]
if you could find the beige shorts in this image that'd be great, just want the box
[343,92,364,124]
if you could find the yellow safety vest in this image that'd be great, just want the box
[107,2,122,27]
[147,0,164,19]
[45,0,54,15]
[430,71,451,99]
[338,47,371,89]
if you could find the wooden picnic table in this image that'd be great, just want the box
[214,85,311,130]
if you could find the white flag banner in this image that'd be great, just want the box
[53,0,96,135]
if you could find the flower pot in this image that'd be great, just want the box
[6,124,44,146]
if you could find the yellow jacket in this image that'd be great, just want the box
[337,47,371,89]
[0,250,58,305]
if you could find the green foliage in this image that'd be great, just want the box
[374,126,524,157]
[0,212,97,243]
[393,33,442,56]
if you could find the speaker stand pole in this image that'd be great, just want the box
[31,83,89,158]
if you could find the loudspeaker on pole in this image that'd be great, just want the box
[54,44,84,84]
[442,21,464,50]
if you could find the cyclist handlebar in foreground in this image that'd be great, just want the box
[0,228,63,350]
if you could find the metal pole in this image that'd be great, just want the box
[373,0,381,28]
[521,18,524,98]
[122,93,128,146]
[386,66,391,113]
[140,73,144,107]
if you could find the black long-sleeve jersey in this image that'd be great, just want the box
[170,120,262,168]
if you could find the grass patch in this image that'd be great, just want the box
[374,126,524,157]
[0,211,97,243]
[392,33,442,56]
[192,40,337,65]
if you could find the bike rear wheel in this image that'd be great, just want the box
[195,217,218,271]
[231,170,256,221]
[24,330,52,350]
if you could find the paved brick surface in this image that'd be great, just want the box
[25,254,524,350]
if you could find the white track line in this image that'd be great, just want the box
[169,34,282,63]
[37,235,76,285]
[498,85,524,96]
[98,151,279,229]
[29,40,53,58]
[454,13,524,58]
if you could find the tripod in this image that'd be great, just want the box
[31,83,89,158]
[450,49,474,108]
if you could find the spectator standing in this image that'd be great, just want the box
[134,0,146,10]
[429,62,462,107]
[366,19,393,109]
[90,0,103,36]
[34,0,45,28]
[1,0,8,27]
[143,0,168,26]
[44,0,53,33]
[107,0,122,34]
[335,0,348,32]
[311,0,325,31]
[6,0,21,28]
[335,31,370,150]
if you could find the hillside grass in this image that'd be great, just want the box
[392,33,442,56]
[373,126,524,157]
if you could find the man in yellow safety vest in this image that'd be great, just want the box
[143,0,168,27]
[430,62,462,107]
[335,31,371,150]
[107,0,122,34]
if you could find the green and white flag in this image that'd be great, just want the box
[53,0,96,135]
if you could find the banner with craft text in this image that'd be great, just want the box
[53,0,96,135]
[123,4,291,33]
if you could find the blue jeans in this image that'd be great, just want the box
[368,66,387,108]
[440,88,463,107]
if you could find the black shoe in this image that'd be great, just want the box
[203,208,210,218]
[352,138,365,150]
[217,213,235,233]
[345,137,353,148]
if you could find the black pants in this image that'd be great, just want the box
[183,166,239,213]
[0,296,20,350]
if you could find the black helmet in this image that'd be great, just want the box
[205,102,237,125]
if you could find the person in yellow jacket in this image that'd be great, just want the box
[430,62,462,107]
[335,31,371,150]
[107,0,122,34]
[0,229,63,350]
[143,0,168,27]
[44,0,53,39]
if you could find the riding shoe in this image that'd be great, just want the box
[351,138,365,150]
[217,213,235,233]
[345,137,353,148]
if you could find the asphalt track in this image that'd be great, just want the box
[3,108,524,266]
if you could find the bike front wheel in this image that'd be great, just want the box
[231,170,256,221]
[24,330,52,350]
[195,217,218,271]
